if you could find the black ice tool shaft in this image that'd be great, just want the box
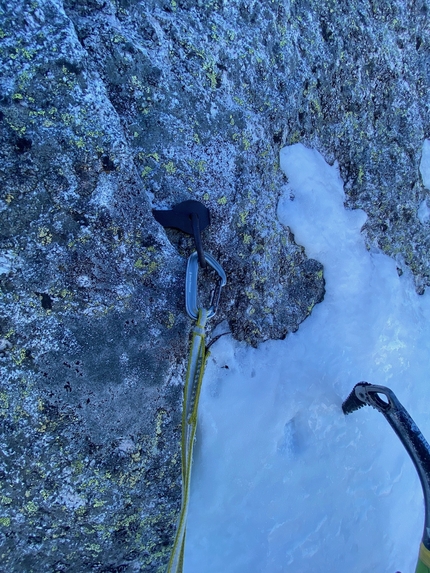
[342,383,430,572]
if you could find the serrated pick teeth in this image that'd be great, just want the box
[342,389,366,415]
[342,382,374,415]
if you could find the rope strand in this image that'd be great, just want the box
[167,308,209,573]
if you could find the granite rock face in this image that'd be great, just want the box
[0,0,428,571]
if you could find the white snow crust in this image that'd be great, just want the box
[420,139,430,190]
[418,199,430,225]
[185,143,430,573]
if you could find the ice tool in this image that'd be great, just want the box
[342,382,430,573]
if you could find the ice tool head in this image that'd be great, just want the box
[342,382,401,415]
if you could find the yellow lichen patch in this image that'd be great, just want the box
[242,136,251,150]
[38,227,52,245]
[289,131,300,144]
[165,312,175,329]
[217,196,227,205]
[238,210,249,226]
[12,348,27,366]
[134,256,158,276]
[0,392,9,415]
[37,422,47,433]
[155,411,165,436]
[24,501,38,515]
[196,160,206,173]
[59,288,73,298]
[93,500,106,508]
[146,152,159,161]
[85,543,102,553]
[163,161,176,174]
[260,145,270,157]
[75,138,85,149]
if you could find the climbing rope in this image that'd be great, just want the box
[418,543,430,573]
[167,308,208,573]
[167,251,226,573]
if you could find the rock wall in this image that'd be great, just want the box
[0,0,428,571]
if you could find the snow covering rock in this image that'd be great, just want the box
[186,144,430,573]
[1,0,430,571]
[418,140,430,223]
[420,140,430,191]
[418,199,430,225]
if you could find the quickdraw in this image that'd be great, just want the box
[152,202,226,573]
[167,254,226,573]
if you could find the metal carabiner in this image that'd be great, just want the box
[185,251,227,320]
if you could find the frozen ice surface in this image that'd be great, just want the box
[420,139,430,190]
[185,143,430,573]
[418,199,430,225]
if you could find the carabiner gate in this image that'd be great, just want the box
[185,252,227,320]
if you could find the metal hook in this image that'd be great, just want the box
[185,252,227,320]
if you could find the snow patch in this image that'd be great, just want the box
[90,172,116,209]
[418,199,430,224]
[185,143,430,573]
[420,139,430,190]
[0,252,14,275]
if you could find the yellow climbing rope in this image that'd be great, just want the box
[417,543,430,573]
[167,308,209,573]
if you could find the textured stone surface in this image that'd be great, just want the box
[0,0,429,571]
